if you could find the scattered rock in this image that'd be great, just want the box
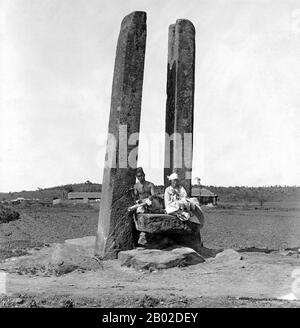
[14,297,24,304]
[50,243,100,275]
[0,242,102,277]
[212,249,243,263]
[59,298,74,308]
[118,247,205,271]
[29,299,37,308]
[139,295,161,308]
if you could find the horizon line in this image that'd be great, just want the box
[1,183,300,194]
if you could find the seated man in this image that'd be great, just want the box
[164,172,204,227]
[128,167,162,214]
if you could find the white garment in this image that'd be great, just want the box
[164,185,188,214]
[164,185,204,227]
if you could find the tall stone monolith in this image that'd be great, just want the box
[95,11,147,259]
[164,19,195,196]
[164,24,176,190]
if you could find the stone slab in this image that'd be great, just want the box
[0,242,102,276]
[50,243,101,275]
[134,213,199,234]
[118,247,205,270]
[209,249,243,264]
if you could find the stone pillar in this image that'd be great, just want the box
[95,11,147,259]
[164,19,195,196]
[164,24,176,189]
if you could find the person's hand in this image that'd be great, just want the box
[145,199,152,206]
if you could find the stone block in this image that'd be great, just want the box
[134,213,198,234]
[118,247,205,270]
[134,213,202,252]
[210,249,243,264]
[50,243,101,275]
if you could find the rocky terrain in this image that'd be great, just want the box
[0,202,299,307]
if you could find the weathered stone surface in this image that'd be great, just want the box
[50,243,101,275]
[134,214,202,252]
[134,213,198,234]
[164,24,176,186]
[0,243,102,276]
[137,232,202,253]
[210,249,243,264]
[164,19,195,196]
[95,11,147,259]
[118,247,205,270]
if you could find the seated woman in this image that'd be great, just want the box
[164,172,204,227]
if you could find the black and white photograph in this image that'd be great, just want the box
[0,0,300,312]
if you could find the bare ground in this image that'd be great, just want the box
[1,204,300,307]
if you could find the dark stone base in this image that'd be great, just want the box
[134,213,202,253]
[137,232,202,253]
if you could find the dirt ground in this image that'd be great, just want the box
[0,203,300,308]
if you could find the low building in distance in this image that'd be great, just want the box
[191,187,218,205]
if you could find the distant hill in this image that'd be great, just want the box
[150,185,300,204]
[0,181,101,201]
[204,185,300,203]
[0,183,299,204]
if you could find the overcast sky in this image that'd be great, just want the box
[1,0,300,191]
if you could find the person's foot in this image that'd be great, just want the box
[182,211,190,220]
[177,212,190,221]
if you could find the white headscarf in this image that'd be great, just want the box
[167,172,179,181]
